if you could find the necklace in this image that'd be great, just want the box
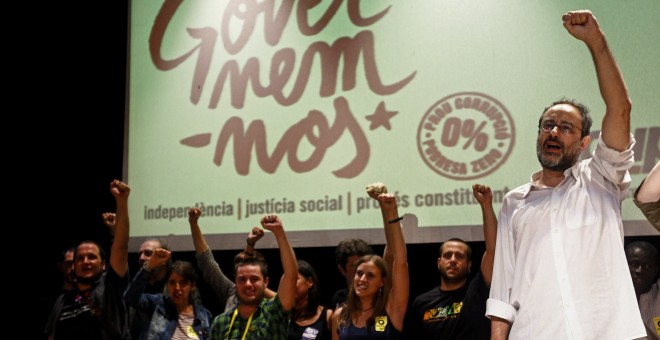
[360,306,373,312]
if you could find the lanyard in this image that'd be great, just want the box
[227,308,253,340]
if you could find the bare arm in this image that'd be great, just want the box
[243,226,275,297]
[109,180,130,277]
[261,215,297,310]
[330,307,342,340]
[101,212,116,238]
[636,162,660,203]
[563,10,630,151]
[491,316,511,340]
[188,208,209,254]
[377,193,409,331]
[244,226,264,255]
[473,184,497,286]
[366,183,394,278]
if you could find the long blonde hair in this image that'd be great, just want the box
[338,255,390,330]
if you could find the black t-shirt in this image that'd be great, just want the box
[55,289,103,340]
[52,266,130,340]
[404,273,490,339]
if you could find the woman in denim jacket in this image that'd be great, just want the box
[125,249,212,339]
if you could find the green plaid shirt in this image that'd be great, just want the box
[210,295,291,340]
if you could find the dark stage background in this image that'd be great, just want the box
[35,2,658,339]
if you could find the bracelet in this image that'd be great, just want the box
[388,216,403,224]
[246,238,256,247]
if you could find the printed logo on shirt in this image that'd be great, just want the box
[302,326,319,339]
[375,316,388,332]
[653,316,660,335]
[59,304,93,321]
[186,325,199,339]
[423,301,463,322]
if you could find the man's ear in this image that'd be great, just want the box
[264,277,270,287]
[338,264,347,277]
[580,135,592,151]
[102,260,107,271]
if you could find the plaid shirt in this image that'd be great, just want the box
[210,295,291,340]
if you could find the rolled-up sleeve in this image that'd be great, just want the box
[486,202,517,323]
[486,299,517,322]
[590,132,634,197]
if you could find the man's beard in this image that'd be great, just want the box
[536,137,582,172]
[439,267,468,285]
[239,290,264,306]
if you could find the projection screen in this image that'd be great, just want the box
[126,0,660,251]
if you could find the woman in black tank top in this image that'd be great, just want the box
[287,260,332,340]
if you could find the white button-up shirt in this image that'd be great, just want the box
[486,135,646,340]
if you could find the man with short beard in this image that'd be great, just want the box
[209,214,297,340]
[48,180,132,340]
[487,10,646,339]
[404,184,496,339]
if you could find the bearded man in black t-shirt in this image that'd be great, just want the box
[404,184,496,339]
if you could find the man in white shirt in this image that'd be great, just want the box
[486,10,646,339]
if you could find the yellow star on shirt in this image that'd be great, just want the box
[365,101,398,131]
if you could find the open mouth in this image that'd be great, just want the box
[544,140,562,153]
[356,284,368,291]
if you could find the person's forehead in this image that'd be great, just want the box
[441,241,468,254]
[140,240,161,251]
[237,265,263,277]
[628,247,656,261]
[543,104,581,122]
[64,250,75,260]
[356,261,379,273]
[168,272,187,281]
[77,243,100,255]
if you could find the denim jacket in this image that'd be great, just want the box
[124,267,212,340]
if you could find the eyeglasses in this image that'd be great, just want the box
[539,121,580,135]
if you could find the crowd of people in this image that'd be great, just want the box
[44,10,659,340]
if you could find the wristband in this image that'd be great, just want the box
[388,216,403,224]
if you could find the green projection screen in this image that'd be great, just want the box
[126,0,660,251]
